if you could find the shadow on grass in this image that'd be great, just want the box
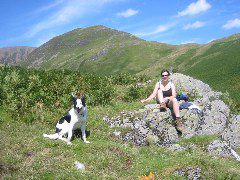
[72,129,91,141]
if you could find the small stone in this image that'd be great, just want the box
[75,161,85,171]
[113,130,121,137]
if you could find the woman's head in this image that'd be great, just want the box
[161,69,170,81]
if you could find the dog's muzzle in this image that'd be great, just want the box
[76,107,82,114]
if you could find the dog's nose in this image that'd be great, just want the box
[77,107,82,111]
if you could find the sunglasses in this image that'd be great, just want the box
[162,74,169,77]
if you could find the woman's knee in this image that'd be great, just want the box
[172,98,179,106]
[169,97,177,102]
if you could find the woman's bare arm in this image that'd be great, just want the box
[141,82,159,103]
[171,83,177,98]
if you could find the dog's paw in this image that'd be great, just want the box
[43,134,47,138]
[84,141,90,144]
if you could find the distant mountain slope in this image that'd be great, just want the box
[0,46,35,65]
[17,25,240,108]
[179,36,240,109]
[21,25,176,74]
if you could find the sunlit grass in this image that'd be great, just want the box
[1,104,240,179]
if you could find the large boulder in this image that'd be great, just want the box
[221,115,240,149]
[171,73,222,105]
[196,100,230,135]
[103,73,236,148]
[207,140,240,161]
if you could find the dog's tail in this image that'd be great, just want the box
[43,133,59,140]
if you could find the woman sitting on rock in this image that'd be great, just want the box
[141,69,184,132]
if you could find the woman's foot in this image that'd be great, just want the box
[176,117,184,132]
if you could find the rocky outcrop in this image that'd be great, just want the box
[208,140,240,161]
[196,100,229,135]
[91,47,110,61]
[103,73,240,160]
[173,167,201,179]
[221,115,240,149]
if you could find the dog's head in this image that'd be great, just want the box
[72,93,86,114]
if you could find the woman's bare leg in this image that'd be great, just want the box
[157,90,164,103]
[172,97,180,118]
[169,97,184,132]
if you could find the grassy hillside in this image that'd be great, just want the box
[22,25,175,75]
[171,37,240,110]
[2,106,240,179]
[18,26,240,109]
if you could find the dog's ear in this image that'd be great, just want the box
[71,92,77,98]
[81,95,86,107]
[71,93,77,106]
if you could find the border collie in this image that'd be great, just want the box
[43,93,90,145]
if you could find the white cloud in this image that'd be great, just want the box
[35,0,65,13]
[26,0,118,38]
[207,38,216,43]
[178,0,211,17]
[223,18,240,29]
[183,21,205,30]
[180,40,195,44]
[135,24,174,37]
[117,9,139,18]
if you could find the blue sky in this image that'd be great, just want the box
[1,0,240,47]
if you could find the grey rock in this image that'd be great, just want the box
[221,115,240,149]
[166,144,187,152]
[122,132,134,141]
[91,47,110,61]
[112,130,121,137]
[182,110,201,138]
[155,124,179,145]
[208,140,240,161]
[197,100,229,135]
[173,167,201,180]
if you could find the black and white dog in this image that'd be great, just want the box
[43,93,90,145]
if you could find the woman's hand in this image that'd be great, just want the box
[163,97,169,102]
[141,99,146,103]
[164,96,174,102]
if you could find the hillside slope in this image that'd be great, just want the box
[22,25,175,75]
[0,46,35,65]
[18,26,240,108]
[169,35,240,110]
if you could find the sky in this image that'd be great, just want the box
[1,0,240,47]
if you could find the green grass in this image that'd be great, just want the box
[1,103,240,179]
[178,135,219,147]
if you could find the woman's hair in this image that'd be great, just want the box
[161,69,170,76]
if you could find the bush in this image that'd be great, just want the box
[0,66,116,123]
[0,66,153,123]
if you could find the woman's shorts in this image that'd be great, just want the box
[156,98,172,108]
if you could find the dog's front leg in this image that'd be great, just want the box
[81,124,90,144]
[67,129,73,145]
